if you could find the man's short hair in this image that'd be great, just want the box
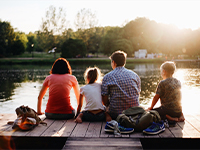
[109,50,127,66]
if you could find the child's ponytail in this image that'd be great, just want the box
[88,68,97,84]
[84,67,102,84]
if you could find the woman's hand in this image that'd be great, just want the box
[37,112,44,115]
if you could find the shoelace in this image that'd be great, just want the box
[118,126,126,131]
[108,120,121,136]
[148,122,158,129]
[164,119,169,128]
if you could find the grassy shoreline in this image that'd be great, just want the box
[0,57,165,65]
[1,57,199,65]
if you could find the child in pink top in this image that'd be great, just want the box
[37,58,80,120]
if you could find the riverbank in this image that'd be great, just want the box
[0,57,165,65]
[1,56,200,65]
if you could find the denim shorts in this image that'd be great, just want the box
[45,109,75,120]
[81,111,106,122]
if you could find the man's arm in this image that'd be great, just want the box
[102,95,109,106]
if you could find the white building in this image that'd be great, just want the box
[135,49,147,58]
[147,53,155,59]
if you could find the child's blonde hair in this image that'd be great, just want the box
[160,61,176,75]
[84,67,102,84]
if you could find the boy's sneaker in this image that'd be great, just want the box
[118,124,134,133]
[104,120,134,134]
[168,120,177,127]
[143,121,165,135]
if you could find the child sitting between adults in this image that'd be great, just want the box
[148,61,185,125]
[75,67,108,123]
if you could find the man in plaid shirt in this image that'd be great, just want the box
[101,50,141,120]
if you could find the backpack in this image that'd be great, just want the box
[116,106,161,132]
[12,105,47,131]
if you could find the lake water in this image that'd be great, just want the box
[0,61,200,115]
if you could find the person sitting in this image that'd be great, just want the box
[148,61,185,124]
[37,58,80,120]
[101,50,141,120]
[75,67,107,123]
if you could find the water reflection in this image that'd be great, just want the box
[0,69,49,101]
[0,62,200,114]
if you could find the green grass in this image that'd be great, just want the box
[0,52,167,65]
[12,52,61,58]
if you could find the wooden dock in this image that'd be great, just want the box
[1,113,200,149]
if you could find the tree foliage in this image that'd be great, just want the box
[40,5,67,54]
[61,38,86,58]
[0,21,27,57]
[2,13,200,58]
[0,20,15,57]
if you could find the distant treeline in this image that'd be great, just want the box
[1,7,200,58]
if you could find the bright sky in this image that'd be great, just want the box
[1,0,200,34]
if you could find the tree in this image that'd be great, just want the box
[74,8,98,30]
[26,32,37,53]
[41,5,67,35]
[99,27,125,55]
[40,5,67,55]
[15,32,28,51]
[11,39,25,55]
[74,8,98,55]
[0,20,15,57]
[61,38,86,58]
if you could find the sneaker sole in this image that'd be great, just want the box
[106,124,115,129]
[143,128,165,135]
[104,128,114,132]
[120,130,134,134]
[105,129,134,134]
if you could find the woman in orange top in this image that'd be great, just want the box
[37,58,80,119]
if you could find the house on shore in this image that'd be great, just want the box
[134,49,147,58]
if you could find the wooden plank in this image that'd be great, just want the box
[184,114,200,133]
[62,137,143,150]
[85,122,102,137]
[26,119,54,136]
[58,119,77,137]
[10,114,48,137]
[168,122,189,138]
[99,122,108,137]
[41,120,66,136]
[70,122,89,137]
[0,114,48,137]
[192,114,200,122]
[0,114,16,133]
[159,127,174,138]
[130,131,145,138]
[144,134,160,138]
[177,118,200,138]
[0,114,16,121]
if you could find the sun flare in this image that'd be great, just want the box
[174,69,200,114]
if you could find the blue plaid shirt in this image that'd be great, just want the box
[101,66,141,114]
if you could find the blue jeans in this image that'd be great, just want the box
[81,111,106,122]
[45,110,75,120]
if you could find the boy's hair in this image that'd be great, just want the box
[109,50,127,67]
[160,61,176,75]
[50,58,72,75]
[84,67,102,84]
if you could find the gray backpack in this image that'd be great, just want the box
[116,106,161,131]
